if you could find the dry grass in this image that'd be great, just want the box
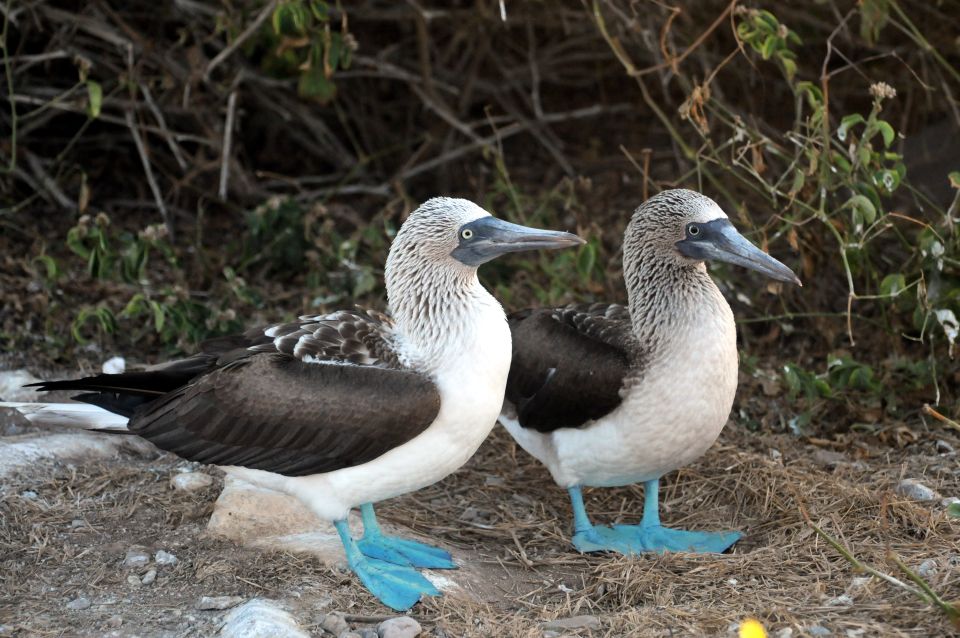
[1,421,958,637]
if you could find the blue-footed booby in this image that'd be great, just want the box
[6,197,583,610]
[500,189,800,555]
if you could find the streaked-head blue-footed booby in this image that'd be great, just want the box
[6,197,583,610]
[499,189,800,555]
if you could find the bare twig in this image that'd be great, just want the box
[219,89,238,200]
[125,109,173,239]
[140,84,189,171]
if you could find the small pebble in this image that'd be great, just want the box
[66,597,91,611]
[196,595,244,611]
[774,629,793,638]
[357,630,379,638]
[141,568,157,585]
[20,490,38,501]
[378,616,422,638]
[936,439,956,455]
[154,550,178,566]
[123,548,151,568]
[170,472,213,492]
[543,632,560,638]
[106,616,123,628]
[825,594,853,606]
[126,575,141,588]
[896,479,940,502]
[806,626,831,637]
[339,633,362,638]
[483,475,505,487]
[917,558,938,578]
[220,599,309,638]
[542,616,601,632]
[321,612,350,636]
[70,519,86,529]
[102,356,126,374]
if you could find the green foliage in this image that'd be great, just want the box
[245,0,355,101]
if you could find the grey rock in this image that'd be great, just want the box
[896,479,940,501]
[106,616,123,628]
[219,599,310,638]
[936,439,956,454]
[774,629,793,638]
[66,597,91,611]
[321,613,350,636]
[155,550,178,566]
[0,369,42,402]
[378,616,422,638]
[805,626,831,637]
[20,490,38,501]
[126,575,141,588]
[339,633,362,638]
[483,475,505,487]
[171,471,214,492]
[123,547,151,568]
[918,558,938,578]
[543,632,560,638]
[357,630,379,638]
[141,568,157,585]
[197,595,245,611]
[825,593,853,606]
[542,616,601,632]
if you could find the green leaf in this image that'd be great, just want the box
[948,502,960,519]
[875,120,895,147]
[148,300,166,333]
[879,273,906,297]
[86,81,102,119]
[760,35,777,60]
[32,254,59,281]
[837,113,864,141]
[780,57,797,82]
[948,171,960,189]
[845,194,877,226]
[297,65,336,101]
[576,242,597,281]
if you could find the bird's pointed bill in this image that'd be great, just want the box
[677,219,801,285]
[452,217,584,266]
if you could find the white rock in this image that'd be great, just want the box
[102,357,126,375]
[774,628,793,638]
[936,439,956,455]
[377,616,422,638]
[219,599,310,638]
[198,595,245,611]
[170,472,214,492]
[0,370,42,402]
[825,593,853,606]
[321,613,350,636]
[896,479,940,502]
[155,550,178,566]
[66,597,91,611]
[917,559,938,578]
[541,616,601,632]
[126,575,142,588]
[123,548,151,568]
[0,432,155,479]
[141,568,157,585]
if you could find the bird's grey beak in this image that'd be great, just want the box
[676,219,801,285]
[451,216,585,267]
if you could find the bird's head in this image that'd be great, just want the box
[625,189,801,286]
[387,197,584,278]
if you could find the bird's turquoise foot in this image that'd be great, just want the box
[347,553,440,611]
[357,534,456,569]
[618,524,741,554]
[571,524,648,555]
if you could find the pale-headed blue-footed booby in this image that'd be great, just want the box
[499,189,800,555]
[5,197,583,610]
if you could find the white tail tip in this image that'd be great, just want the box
[0,402,129,430]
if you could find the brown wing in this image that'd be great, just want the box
[129,353,440,476]
[506,303,637,432]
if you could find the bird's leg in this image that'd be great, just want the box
[616,479,742,553]
[568,486,644,554]
[333,519,439,611]
[355,503,456,569]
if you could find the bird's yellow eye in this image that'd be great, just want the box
[461,229,474,240]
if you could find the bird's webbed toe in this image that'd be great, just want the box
[571,524,649,555]
[618,524,741,554]
[348,554,440,611]
[357,534,456,570]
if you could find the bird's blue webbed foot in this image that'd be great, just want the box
[355,503,456,569]
[567,481,741,556]
[571,523,648,555]
[334,519,439,611]
[616,523,741,554]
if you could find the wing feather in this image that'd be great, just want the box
[506,303,638,432]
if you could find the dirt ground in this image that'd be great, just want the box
[1,385,959,638]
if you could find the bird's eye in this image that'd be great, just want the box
[461,229,474,240]
[688,224,700,236]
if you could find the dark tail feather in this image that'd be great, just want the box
[27,370,193,418]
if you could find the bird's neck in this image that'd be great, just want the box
[386,266,506,375]
[623,247,729,348]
